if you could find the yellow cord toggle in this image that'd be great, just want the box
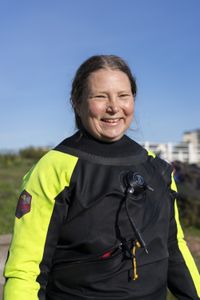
[132,241,141,280]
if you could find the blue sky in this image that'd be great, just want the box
[0,0,200,150]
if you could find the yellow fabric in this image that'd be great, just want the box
[3,150,78,300]
[171,176,200,297]
[132,241,141,281]
[147,152,200,295]
[147,150,156,158]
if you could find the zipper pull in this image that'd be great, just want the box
[132,241,141,280]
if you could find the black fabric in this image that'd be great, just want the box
[43,131,199,300]
[54,130,148,166]
[45,131,171,299]
[37,188,70,300]
[167,192,200,299]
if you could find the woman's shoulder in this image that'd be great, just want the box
[145,151,173,185]
[23,148,78,185]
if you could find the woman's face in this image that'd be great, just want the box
[76,69,134,142]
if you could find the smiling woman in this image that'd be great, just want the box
[3,55,200,300]
[70,55,137,134]
[75,69,134,142]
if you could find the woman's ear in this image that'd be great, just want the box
[75,104,81,116]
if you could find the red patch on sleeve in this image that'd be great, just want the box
[15,190,32,219]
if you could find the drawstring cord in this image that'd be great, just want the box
[125,192,148,254]
[124,190,149,281]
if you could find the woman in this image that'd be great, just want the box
[4,55,200,299]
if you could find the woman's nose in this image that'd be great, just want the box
[106,97,119,113]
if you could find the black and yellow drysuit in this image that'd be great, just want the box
[3,131,200,300]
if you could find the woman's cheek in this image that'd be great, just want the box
[88,102,105,117]
[123,101,134,116]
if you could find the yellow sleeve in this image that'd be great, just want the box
[168,175,200,298]
[3,150,78,300]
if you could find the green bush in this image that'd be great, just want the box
[19,146,48,160]
[0,153,21,167]
[173,161,200,228]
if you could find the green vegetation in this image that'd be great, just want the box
[0,157,35,233]
[174,161,200,228]
[0,148,48,234]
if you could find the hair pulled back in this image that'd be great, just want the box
[70,55,137,129]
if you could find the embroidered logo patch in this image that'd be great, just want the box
[15,190,32,219]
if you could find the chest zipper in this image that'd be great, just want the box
[57,243,123,267]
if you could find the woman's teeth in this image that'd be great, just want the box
[102,118,120,123]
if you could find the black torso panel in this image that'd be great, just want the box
[48,131,172,299]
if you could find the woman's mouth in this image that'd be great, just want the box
[101,118,122,124]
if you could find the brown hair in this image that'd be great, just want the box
[70,55,137,129]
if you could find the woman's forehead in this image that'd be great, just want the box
[87,69,131,91]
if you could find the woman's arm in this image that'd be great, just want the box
[167,176,200,299]
[3,150,78,300]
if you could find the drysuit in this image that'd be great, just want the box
[4,131,200,300]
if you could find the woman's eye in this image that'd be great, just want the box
[95,95,106,99]
[120,94,129,98]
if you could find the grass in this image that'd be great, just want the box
[0,158,35,234]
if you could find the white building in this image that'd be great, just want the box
[183,129,200,146]
[141,129,200,165]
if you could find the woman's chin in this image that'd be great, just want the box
[85,123,126,142]
[97,130,125,142]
